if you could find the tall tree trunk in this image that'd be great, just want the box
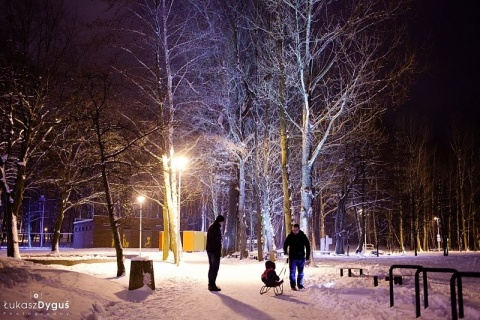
[334,191,347,254]
[238,159,247,259]
[4,197,21,258]
[162,205,170,260]
[459,172,468,251]
[224,180,239,255]
[277,7,292,237]
[51,192,68,254]
[255,183,263,261]
[254,131,264,261]
[8,126,32,258]
[162,155,182,265]
[318,192,326,239]
[279,104,292,236]
[399,204,405,252]
[100,162,125,277]
[94,103,125,277]
[253,173,264,261]
[300,111,313,237]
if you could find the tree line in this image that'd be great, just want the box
[1,0,478,277]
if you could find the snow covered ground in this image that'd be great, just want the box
[1,248,479,320]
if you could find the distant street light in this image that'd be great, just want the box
[172,156,188,230]
[137,195,146,256]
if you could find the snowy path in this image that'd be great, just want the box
[1,249,480,319]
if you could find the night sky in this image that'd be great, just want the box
[72,1,480,138]
[402,0,480,136]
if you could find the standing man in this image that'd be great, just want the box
[206,215,225,291]
[283,223,311,290]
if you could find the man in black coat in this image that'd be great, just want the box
[206,215,225,291]
[283,223,311,290]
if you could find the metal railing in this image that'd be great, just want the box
[414,267,458,318]
[389,265,480,319]
[389,264,423,307]
[450,271,480,320]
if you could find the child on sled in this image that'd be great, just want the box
[261,260,284,287]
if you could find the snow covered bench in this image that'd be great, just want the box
[339,267,363,277]
[358,274,381,287]
[363,274,403,287]
[339,267,402,287]
[346,273,381,286]
[385,275,403,285]
[249,253,270,260]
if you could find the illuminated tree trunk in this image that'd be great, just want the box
[162,154,182,265]
[238,158,247,259]
[51,192,68,254]
[276,0,293,237]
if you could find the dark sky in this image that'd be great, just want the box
[72,0,480,137]
[403,0,480,134]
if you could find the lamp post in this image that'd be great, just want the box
[39,195,45,247]
[172,156,188,229]
[434,217,441,251]
[137,196,145,256]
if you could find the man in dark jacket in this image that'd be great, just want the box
[206,215,225,291]
[283,223,311,290]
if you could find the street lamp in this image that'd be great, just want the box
[39,195,45,247]
[434,217,441,251]
[172,156,188,229]
[137,196,145,256]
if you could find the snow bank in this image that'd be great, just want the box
[1,248,480,319]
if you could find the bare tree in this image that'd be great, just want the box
[393,113,432,254]
[76,71,145,277]
[279,0,414,239]
[39,115,102,255]
[106,0,219,264]
[450,117,478,251]
[0,0,76,258]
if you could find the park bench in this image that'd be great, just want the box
[339,267,403,287]
[363,274,403,287]
[339,267,364,277]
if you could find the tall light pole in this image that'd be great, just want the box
[172,156,188,230]
[434,217,441,251]
[137,196,145,256]
[39,195,45,247]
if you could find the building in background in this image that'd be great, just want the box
[73,215,162,249]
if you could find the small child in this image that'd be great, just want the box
[261,260,284,287]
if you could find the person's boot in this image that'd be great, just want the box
[208,285,221,291]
